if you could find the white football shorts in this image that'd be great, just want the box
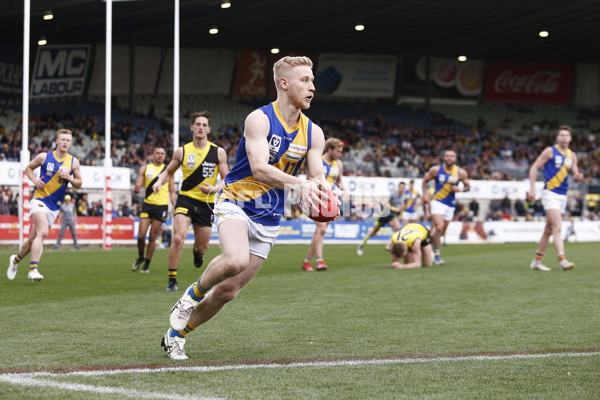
[541,189,567,213]
[214,201,279,259]
[30,199,60,227]
[430,200,455,221]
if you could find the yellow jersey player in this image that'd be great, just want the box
[132,146,176,273]
[422,149,470,265]
[160,56,335,360]
[527,125,584,271]
[152,111,230,291]
[303,137,348,271]
[390,222,433,269]
[357,182,406,256]
[7,129,82,281]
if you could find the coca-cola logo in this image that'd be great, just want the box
[493,69,562,94]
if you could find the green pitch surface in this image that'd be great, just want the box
[1,243,598,399]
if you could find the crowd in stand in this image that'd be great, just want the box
[1,103,600,220]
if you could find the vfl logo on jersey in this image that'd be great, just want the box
[269,135,281,163]
[46,162,55,177]
[146,170,154,179]
[187,154,196,169]
[437,174,447,184]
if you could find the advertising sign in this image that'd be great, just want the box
[484,62,574,103]
[315,53,397,97]
[30,44,91,98]
[400,56,484,99]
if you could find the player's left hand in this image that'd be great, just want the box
[58,168,70,181]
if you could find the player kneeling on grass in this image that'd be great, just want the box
[390,222,433,270]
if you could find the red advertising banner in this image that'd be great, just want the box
[232,49,267,96]
[0,215,133,241]
[484,62,573,103]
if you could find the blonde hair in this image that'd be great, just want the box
[273,56,313,88]
[56,129,72,137]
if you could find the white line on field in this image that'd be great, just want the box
[0,374,223,400]
[0,351,597,399]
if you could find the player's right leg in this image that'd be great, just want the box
[166,214,192,291]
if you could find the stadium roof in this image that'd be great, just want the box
[2,0,600,63]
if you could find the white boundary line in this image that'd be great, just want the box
[0,351,598,399]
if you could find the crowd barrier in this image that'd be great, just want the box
[1,216,598,245]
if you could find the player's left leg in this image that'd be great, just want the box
[133,218,151,271]
[546,209,573,270]
[28,211,50,281]
[192,225,211,269]
[313,221,329,270]
[430,214,445,264]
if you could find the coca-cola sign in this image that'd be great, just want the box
[485,62,573,103]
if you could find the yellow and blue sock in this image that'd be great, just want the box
[304,256,311,263]
[316,257,324,264]
[535,252,544,261]
[29,261,38,271]
[169,322,197,339]
[14,253,23,264]
[558,254,566,262]
[434,248,441,258]
[188,281,209,302]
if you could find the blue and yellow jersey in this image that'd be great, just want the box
[32,151,74,211]
[404,189,420,213]
[180,141,220,203]
[544,145,573,195]
[391,222,430,250]
[143,163,168,206]
[432,164,459,207]
[323,157,340,189]
[219,101,312,225]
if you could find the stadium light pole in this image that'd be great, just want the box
[20,0,31,246]
[173,0,180,150]
[103,0,113,249]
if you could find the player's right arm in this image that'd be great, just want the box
[26,153,47,190]
[421,166,439,204]
[134,164,146,194]
[153,148,183,194]
[244,110,328,211]
[244,110,306,189]
[527,146,553,200]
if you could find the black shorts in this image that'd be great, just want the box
[174,194,214,227]
[376,212,399,227]
[140,203,168,222]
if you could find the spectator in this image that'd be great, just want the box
[469,198,480,219]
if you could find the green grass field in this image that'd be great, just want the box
[0,242,598,399]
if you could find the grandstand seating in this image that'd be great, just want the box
[1,97,598,184]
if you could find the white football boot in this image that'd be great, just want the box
[7,255,18,280]
[170,283,200,331]
[28,268,44,281]
[161,330,188,360]
[530,259,551,271]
